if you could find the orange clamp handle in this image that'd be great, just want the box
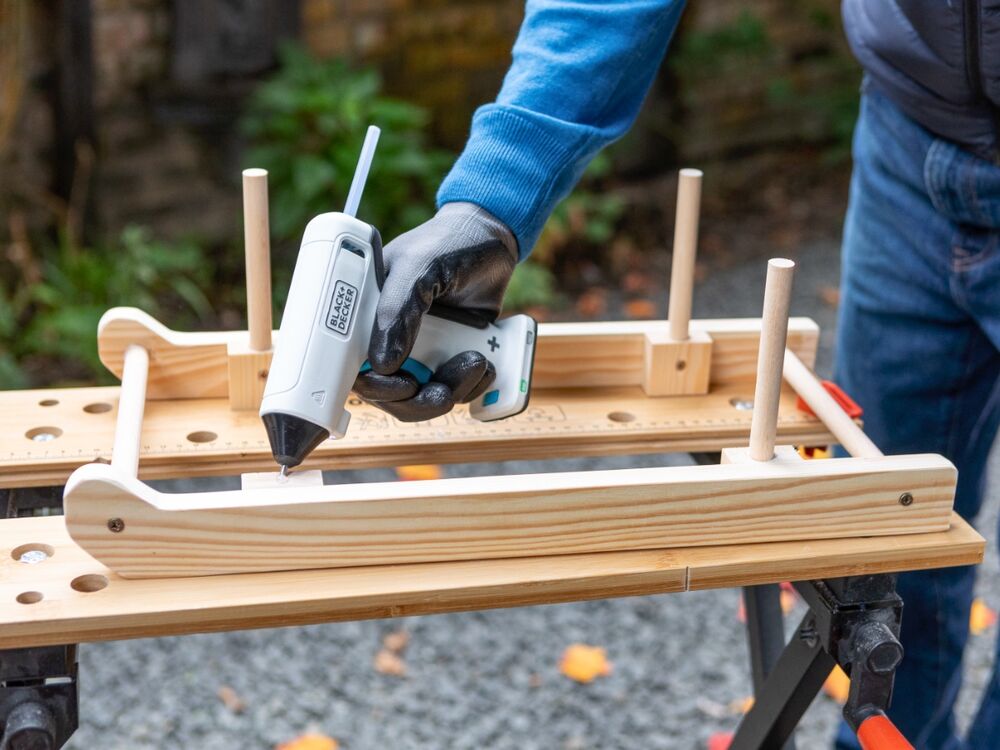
[796,380,863,419]
[856,714,913,750]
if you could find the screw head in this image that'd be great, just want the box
[107,518,125,533]
[899,492,914,506]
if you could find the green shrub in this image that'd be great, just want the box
[503,261,559,312]
[533,153,627,263]
[0,226,213,387]
[241,44,452,252]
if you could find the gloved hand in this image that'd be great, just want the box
[353,202,518,422]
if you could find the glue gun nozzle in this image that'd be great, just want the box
[278,465,290,481]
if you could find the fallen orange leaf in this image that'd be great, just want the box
[818,285,841,308]
[383,629,410,653]
[707,732,733,750]
[622,271,650,295]
[275,733,338,750]
[729,696,754,715]
[396,464,442,481]
[217,685,246,714]
[575,289,607,318]
[374,648,406,677]
[970,598,998,635]
[823,665,850,704]
[560,644,612,684]
[623,298,657,319]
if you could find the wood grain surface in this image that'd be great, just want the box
[0,382,837,488]
[0,512,982,648]
[62,452,957,578]
[96,308,820,398]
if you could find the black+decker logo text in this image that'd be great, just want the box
[326,280,358,336]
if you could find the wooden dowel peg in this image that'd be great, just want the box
[242,168,273,352]
[111,344,149,477]
[783,350,883,459]
[749,258,795,461]
[668,168,703,341]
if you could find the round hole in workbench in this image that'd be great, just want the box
[187,430,218,444]
[12,543,54,564]
[16,591,43,605]
[38,399,59,407]
[607,411,636,423]
[71,574,109,593]
[83,402,112,414]
[729,397,754,411]
[25,426,62,442]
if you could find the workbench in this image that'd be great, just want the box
[0,167,985,749]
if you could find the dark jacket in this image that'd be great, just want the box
[843,0,1000,161]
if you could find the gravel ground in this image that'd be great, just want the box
[66,239,1000,749]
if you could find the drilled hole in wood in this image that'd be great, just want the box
[187,431,218,444]
[25,426,62,442]
[71,574,109,593]
[608,411,636,423]
[12,543,54,564]
[83,402,112,414]
[730,397,754,411]
[38,399,59,407]
[16,591,43,605]
[257,369,269,380]
[675,360,687,371]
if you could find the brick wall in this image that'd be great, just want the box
[1,0,856,244]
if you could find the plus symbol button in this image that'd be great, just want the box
[487,336,500,352]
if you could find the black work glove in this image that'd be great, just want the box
[353,202,518,422]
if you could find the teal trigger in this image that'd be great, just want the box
[359,357,433,385]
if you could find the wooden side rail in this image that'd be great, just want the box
[62,452,957,578]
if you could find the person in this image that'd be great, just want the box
[353,3,1000,748]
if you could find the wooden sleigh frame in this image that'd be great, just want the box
[15,170,956,581]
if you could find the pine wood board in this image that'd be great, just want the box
[96,308,820,398]
[0,383,837,488]
[0,512,982,648]
[62,452,956,578]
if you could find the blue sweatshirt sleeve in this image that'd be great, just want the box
[437,0,687,259]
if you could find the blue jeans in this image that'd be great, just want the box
[832,87,1000,750]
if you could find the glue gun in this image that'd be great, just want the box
[259,127,537,472]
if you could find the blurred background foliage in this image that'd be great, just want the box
[0,1,859,388]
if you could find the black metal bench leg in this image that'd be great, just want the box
[743,584,798,750]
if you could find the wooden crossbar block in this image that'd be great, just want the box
[641,330,713,396]
[63,454,957,579]
[226,336,272,411]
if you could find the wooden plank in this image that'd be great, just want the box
[0,512,982,649]
[0,383,836,488]
[687,511,985,590]
[96,308,820,398]
[63,453,956,578]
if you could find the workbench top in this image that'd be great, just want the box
[0,512,983,649]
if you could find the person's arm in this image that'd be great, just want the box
[357,0,686,421]
[439,0,687,259]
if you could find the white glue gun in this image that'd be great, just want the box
[259,127,537,471]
